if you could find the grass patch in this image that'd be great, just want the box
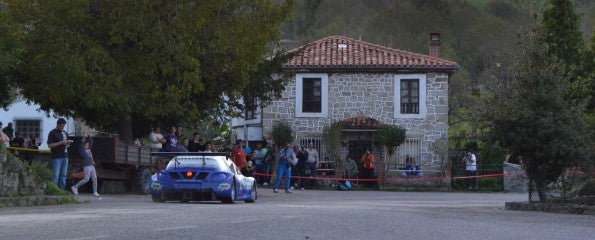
[28,161,52,181]
[45,182,71,196]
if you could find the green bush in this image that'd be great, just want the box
[28,161,52,182]
[578,178,595,196]
[270,121,294,148]
[478,177,503,191]
[45,182,71,196]
[478,142,507,165]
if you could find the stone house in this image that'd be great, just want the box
[232,34,458,180]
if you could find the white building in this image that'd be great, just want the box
[1,97,75,150]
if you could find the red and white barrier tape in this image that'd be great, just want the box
[252,170,592,183]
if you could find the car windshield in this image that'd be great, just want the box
[165,156,229,171]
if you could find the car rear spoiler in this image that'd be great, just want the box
[150,152,228,157]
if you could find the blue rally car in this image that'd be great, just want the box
[150,152,257,204]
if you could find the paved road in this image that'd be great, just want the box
[0,190,593,240]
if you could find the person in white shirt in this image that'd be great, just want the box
[149,126,165,152]
[464,151,478,190]
[304,142,319,187]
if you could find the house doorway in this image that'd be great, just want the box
[348,141,372,161]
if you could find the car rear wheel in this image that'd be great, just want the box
[134,167,152,195]
[221,180,236,204]
[245,183,257,203]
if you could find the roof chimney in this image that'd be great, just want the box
[429,33,441,58]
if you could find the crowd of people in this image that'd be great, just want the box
[1,121,40,149]
[147,126,219,153]
[1,121,41,162]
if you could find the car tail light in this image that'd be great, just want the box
[185,171,193,178]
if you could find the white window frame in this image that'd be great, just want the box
[394,74,427,119]
[14,118,43,142]
[295,73,328,118]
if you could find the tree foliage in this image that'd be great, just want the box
[322,120,344,162]
[0,8,22,108]
[270,120,294,149]
[540,0,584,69]
[2,0,294,141]
[485,36,591,202]
[374,125,406,158]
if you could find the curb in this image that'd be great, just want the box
[0,195,77,207]
[505,201,595,215]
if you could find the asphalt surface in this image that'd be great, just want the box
[0,189,593,240]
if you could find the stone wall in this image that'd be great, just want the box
[0,150,46,197]
[262,72,450,178]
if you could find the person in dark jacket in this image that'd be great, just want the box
[295,146,309,189]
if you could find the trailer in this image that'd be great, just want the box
[65,136,156,194]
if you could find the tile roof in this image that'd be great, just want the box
[282,35,458,72]
[341,115,384,129]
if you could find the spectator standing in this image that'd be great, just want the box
[133,136,142,147]
[163,126,179,152]
[274,143,293,193]
[0,122,10,147]
[9,131,25,157]
[179,138,189,152]
[23,134,40,163]
[261,144,274,186]
[71,134,100,197]
[47,118,72,190]
[2,122,14,140]
[187,133,204,152]
[175,127,184,139]
[149,126,166,152]
[25,134,40,149]
[10,131,25,148]
[231,142,248,176]
[204,142,214,152]
[465,151,478,190]
[252,143,268,185]
[361,149,376,188]
[343,155,358,179]
[240,140,252,155]
[295,146,309,189]
[304,142,319,187]
[245,152,256,177]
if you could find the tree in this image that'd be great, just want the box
[540,0,591,107]
[374,125,406,164]
[270,120,294,149]
[322,121,344,175]
[3,0,294,142]
[269,120,294,182]
[485,36,591,202]
[540,0,584,70]
[240,50,299,118]
[574,28,595,116]
[0,8,22,108]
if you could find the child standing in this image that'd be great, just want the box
[71,134,100,197]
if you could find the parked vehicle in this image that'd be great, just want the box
[67,136,155,194]
[150,152,257,204]
[10,135,174,194]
